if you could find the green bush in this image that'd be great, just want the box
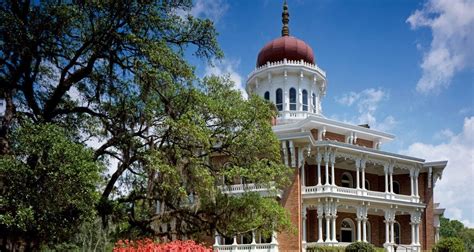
[307,246,346,252]
[345,242,375,252]
[432,237,465,252]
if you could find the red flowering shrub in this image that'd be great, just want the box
[113,239,213,252]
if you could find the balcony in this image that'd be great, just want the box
[219,183,282,198]
[302,185,420,205]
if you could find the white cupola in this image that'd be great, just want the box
[246,1,327,125]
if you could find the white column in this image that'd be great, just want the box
[317,205,324,243]
[325,214,331,243]
[411,223,416,245]
[415,223,420,245]
[330,153,336,186]
[331,216,337,242]
[385,221,390,244]
[331,203,337,242]
[384,164,389,193]
[317,153,322,186]
[301,164,306,187]
[362,219,367,242]
[356,218,362,242]
[356,159,360,189]
[302,206,307,243]
[282,141,288,167]
[324,152,329,186]
[414,171,419,198]
[390,222,395,244]
[361,160,366,190]
[233,236,237,245]
[389,168,394,194]
[410,169,415,197]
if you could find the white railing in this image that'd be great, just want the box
[303,186,419,204]
[248,58,326,79]
[214,243,278,252]
[335,187,358,195]
[392,244,420,252]
[276,111,312,120]
[218,183,282,198]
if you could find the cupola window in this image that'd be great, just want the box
[302,89,308,111]
[312,93,316,113]
[276,89,283,111]
[264,91,270,101]
[289,88,296,111]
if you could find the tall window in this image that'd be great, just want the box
[276,89,283,111]
[312,93,316,113]
[264,91,270,101]
[340,219,354,242]
[394,222,401,244]
[289,88,296,111]
[302,89,308,111]
[341,173,353,188]
[393,181,400,194]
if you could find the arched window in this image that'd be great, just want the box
[289,88,296,111]
[393,181,400,194]
[312,93,316,113]
[340,219,355,243]
[276,89,283,111]
[341,172,353,188]
[394,221,401,244]
[302,89,308,111]
[365,179,371,190]
[264,91,270,101]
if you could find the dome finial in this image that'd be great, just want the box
[281,0,290,36]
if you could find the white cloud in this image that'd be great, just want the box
[335,88,397,132]
[400,117,474,227]
[205,59,247,99]
[190,0,229,23]
[407,0,474,94]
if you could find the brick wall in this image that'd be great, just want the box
[419,172,435,250]
[278,167,301,252]
[355,138,374,148]
[324,132,346,142]
[311,129,319,141]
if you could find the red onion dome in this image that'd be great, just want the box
[256,36,315,67]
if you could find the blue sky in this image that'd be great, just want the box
[187,0,474,227]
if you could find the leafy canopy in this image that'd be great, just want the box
[0,123,103,245]
[0,0,292,247]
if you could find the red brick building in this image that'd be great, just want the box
[213,2,446,252]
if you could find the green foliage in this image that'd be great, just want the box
[307,246,345,252]
[439,215,474,251]
[345,241,376,252]
[440,216,465,238]
[432,237,465,252]
[0,123,103,246]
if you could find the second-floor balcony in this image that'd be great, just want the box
[218,183,283,198]
[303,184,419,204]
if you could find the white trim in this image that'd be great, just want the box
[273,114,394,141]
